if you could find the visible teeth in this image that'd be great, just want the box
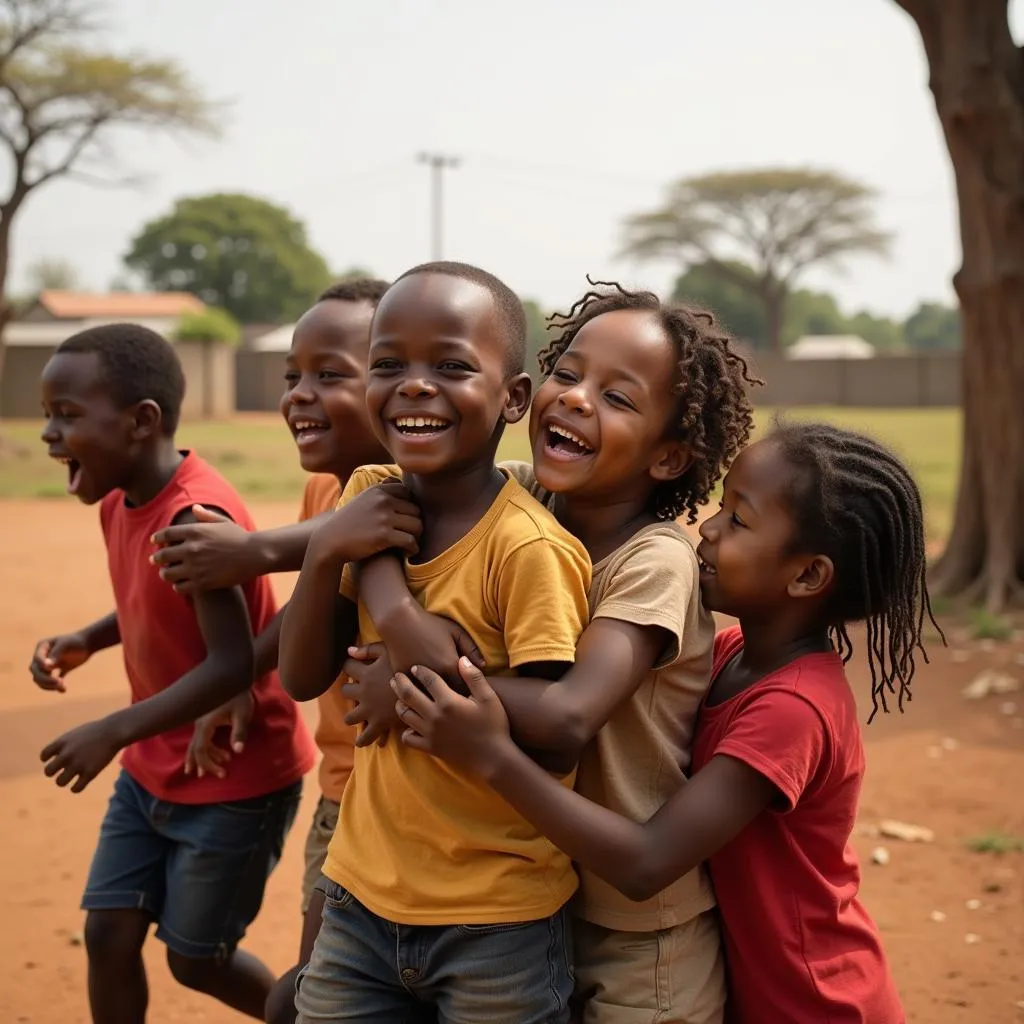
[395,416,447,429]
[52,455,72,464]
[294,420,325,432]
[549,424,592,451]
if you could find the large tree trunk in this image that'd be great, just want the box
[0,211,15,424]
[896,0,1024,610]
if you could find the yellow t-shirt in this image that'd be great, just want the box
[322,464,592,925]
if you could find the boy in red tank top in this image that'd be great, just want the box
[30,324,316,1023]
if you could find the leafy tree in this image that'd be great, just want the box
[623,169,890,351]
[894,0,1024,610]
[903,301,960,351]
[124,193,332,324]
[0,0,217,412]
[673,260,904,350]
[26,256,79,292]
[175,307,240,346]
[672,261,764,343]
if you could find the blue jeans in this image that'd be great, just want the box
[81,769,301,959]
[296,879,574,1023]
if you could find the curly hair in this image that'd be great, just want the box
[769,421,944,720]
[538,278,761,523]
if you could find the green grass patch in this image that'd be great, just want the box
[0,407,958,544]
[966,831,1024,855]
[968,607,1014,642]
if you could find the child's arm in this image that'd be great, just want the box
[39,509,260,793]
[30,612,120,692]
[393,663,779,901]
[358,554,485,677]
[150,506,331,595]
[279,481,421,701]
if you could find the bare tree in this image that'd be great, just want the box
[0,0,218,409]
[622,168,890,351]
[894,0,1024,611]
[26,254,78,291]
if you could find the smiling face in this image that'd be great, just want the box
[40,351,142,505]
[279,299,389,477]
[696,439,824,618]
[530,309,690,504]
[365,273,530,477]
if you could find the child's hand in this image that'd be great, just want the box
[391,657,513,777]
[342,645,401,748]
[311,481,422,564]
[40,718,124,792]
[351,608,485,687]
[30,632,92,692]
[184,692,254,778]
[150,505,252,595]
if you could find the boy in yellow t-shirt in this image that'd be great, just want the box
[279,262,591,1024]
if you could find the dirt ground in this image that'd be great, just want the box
[0,499,1021,1024]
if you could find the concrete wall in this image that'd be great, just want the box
[235,350,285,413]
[746,351,961,407]
[2,341,236,420]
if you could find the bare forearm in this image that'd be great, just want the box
[105,651,254,748]
[358,555,418,654]
[248,515,329,576]
[280,547,352,701]
[81,612,121,653]
[489,676,587,753]
[254,605,285,677]
[482,742,665,899]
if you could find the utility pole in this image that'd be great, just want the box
[417,152,460,260]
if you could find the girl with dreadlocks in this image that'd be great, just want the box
[343,280,757,1023]
[391,419,938,1024]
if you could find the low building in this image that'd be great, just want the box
[1,291,234,420]
[787,334,875,360]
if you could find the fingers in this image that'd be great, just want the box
[191,504,231,524]
[190,744,230,779]
[30,660,65,692]
[345,644,376,663]
[388,530,420,557]
[453,631,486,670]
[390,671,437,717]
[391,513,423,538]
[400,727,431,752]
[393,698,429,736]
[340,659,370,682]
[229,707,249,753]
[456,657,494,700]
[354,722,389,748]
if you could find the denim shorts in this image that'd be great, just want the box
[81,769,301,959]
[295,878,574,1023]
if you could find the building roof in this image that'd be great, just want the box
[788,334,875,360]
[36,290,206,320]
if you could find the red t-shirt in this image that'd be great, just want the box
[693,626,904,1024]
[101,451,316,804]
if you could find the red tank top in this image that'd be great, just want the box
[100,451,316,803]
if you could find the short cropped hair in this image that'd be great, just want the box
[397,261,527,374]
[57,323,186,435]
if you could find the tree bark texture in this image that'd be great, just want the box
[896,0,1024,610]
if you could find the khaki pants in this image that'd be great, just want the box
[300,795,340,914]
[574,911,725,1024]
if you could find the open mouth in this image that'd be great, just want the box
[291,418,330,447]
[52,454,83,495]
[390,415,452,440]
[696,552,717,576]
[544,423,594,461]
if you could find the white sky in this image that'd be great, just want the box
[8,0,1024,319]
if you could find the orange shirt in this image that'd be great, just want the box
[297,473,357,804]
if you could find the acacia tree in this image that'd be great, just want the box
[622,169,890,350]
[0,0,217,406]
[894,0,1024,611]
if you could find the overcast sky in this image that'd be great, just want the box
[9,0,1024,318]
